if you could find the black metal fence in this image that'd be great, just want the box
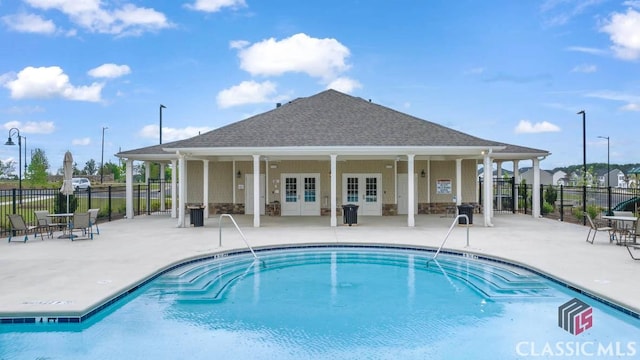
[480,177,640,222]
[0,183,172,238]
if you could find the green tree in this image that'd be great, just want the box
[26,148,49,186]
[0,160,15,178]
[84,159,97,176]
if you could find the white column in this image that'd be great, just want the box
[455,159,462,205]
[171,159,177,218]
[178,153,186,227]
[232,160,236,204]
[394,158,398,204]
[513,160,520,211]
[125,159,134,220]
[203,159,209,219]
[265,158,269,204]
[532,158,541,218]
[159,163,166,211]
[483,153,494,227]
[144,161,151,183]
[407,154,415,227]
[330,154,337,227]
[426,159,431,204]
[253,154,260,228]
[496,160,503,211]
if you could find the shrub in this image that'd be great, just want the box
[544,187,557,208]
[542,202,554,215]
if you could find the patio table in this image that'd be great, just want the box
[47,213,73,238]
[602,215,637,245]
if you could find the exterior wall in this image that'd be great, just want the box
[188,158,480,216]
[519,169,552,185]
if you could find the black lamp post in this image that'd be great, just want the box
[159,104,166,144]
[5,128,22,205]
[577,110,586,225]
[598,135,610,215]
[101,126,108,184]
[23,136,27,176]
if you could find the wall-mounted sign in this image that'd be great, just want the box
[436,179,451,194]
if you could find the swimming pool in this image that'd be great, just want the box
[1,246,638,359]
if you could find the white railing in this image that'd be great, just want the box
[432,214,470,260]
[218,214,258,259]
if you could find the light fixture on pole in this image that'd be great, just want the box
[159,104,166,144]
[101,126,108,184]
[577,110,586,225]
[598,135,610,215]
[4,128,22,205]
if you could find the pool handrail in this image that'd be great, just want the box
[432,214,470,260]
[218,214,259,259]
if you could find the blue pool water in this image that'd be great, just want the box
[1,246,639,359]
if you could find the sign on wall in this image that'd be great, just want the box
[436,179,452,194]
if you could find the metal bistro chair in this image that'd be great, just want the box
[88,208,100,235]
[6,214,44,242]
[34,210,57,239]
[68,212,93,241]
[585,213,614,244]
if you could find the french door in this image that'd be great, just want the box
[342,173,382,216]
[281,173,321,216]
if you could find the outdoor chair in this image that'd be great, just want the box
[88,208,100,235]
[625,244,640,260]
[34,210,57,239]
[6,214,44,242]
[585,213,614,244]
[68,212,93,241]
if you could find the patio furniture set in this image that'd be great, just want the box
[6,209,100,242]
[585,212,640,260]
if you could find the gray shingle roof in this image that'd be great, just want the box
[118,89,548,156]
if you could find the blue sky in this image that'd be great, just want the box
[1,0,639,174]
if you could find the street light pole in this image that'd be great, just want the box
[598,135,610,215]
[577,110,586,225]
[159,104,166,144]
[23,136,27,177]
[101,126,108,184]
[5,128,22,206]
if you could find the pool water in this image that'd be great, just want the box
[1,247,638,359]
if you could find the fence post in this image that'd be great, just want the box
[523,184,528,215]
[511,177,516,214]
[146,179,151,216]
[108,185,112,222]
[87,187,92,210]
[11,188,16,214]
[478,177,483,207]
[560,185,564,222]
[137,184,141,216]
[582,184,587,225]
[607,186,612,216]
[540,184,544,215]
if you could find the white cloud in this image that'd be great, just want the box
[139,125,214,142]
[326,77,361,94]
[88,64,131,78]
[514,120,561,134]
[585,90,640,110]
[3,120,55,134]
[571,64,597,73]
[565,46,607,55]
[72,137,91,146]
[22,0,171,36]
[236,33,351,80]
[621,103,640,111]
[217,80,279,108]
[601,8,640,60]
[2,13,56,34]
[185,0,246,13]
[2,66,103,102]
[229,40,249,49]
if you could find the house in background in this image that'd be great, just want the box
[596,169,626,188]
[553,170,567,186]
[518,167,553,185]
[117,90,550,228]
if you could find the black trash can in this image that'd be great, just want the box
[189,206,205,227]
[457,204,473,225]
[342,204,359,226]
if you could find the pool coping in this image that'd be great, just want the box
[2,242,638,325]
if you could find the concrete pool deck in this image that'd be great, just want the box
[0,213,638,321]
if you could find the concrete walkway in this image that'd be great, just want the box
[0,213,638,320]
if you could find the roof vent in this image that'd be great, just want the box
[276,103,281,108]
